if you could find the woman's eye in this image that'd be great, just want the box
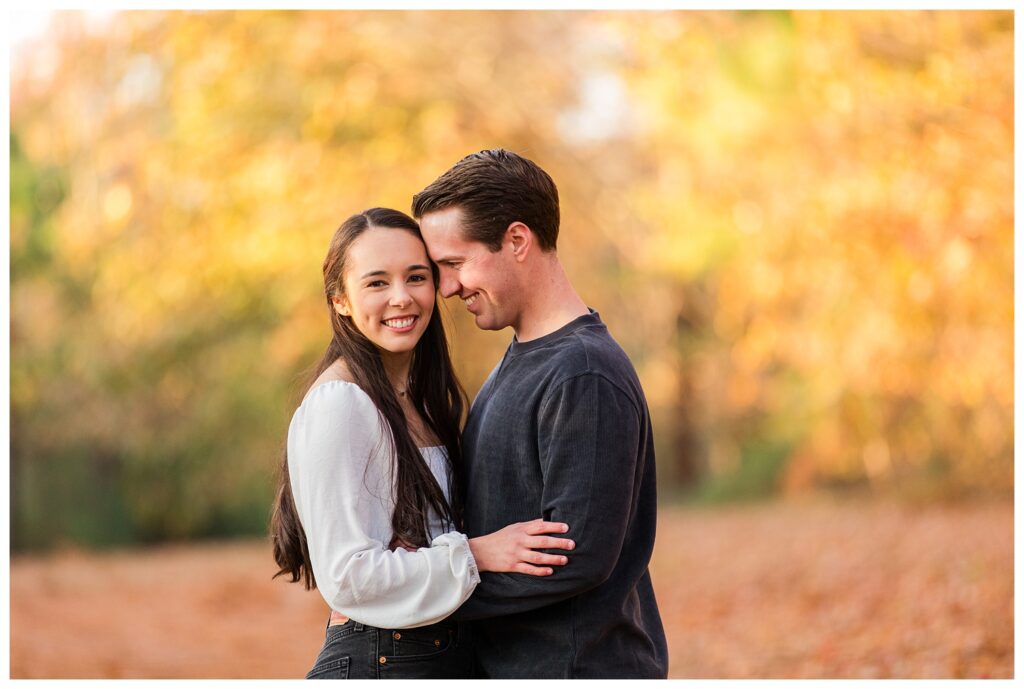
[409,274,428,283]
[367,280,386,288]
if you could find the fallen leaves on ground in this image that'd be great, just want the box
[10,498,1012,678]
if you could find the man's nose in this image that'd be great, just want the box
[437,270,461,299]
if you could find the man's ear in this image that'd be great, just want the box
[505,222,533,263]
[332,295,351,317]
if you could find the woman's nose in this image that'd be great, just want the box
[389,284,413,307]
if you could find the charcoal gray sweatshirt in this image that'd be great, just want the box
[453,310,668,679]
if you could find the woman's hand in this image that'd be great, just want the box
[469,519,575,576]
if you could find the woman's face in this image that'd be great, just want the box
[334,227,436,355]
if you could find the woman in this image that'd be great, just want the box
[270,208,574,679]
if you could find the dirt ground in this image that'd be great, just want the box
[10,498,1013,679]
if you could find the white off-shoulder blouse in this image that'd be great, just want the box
[286,380,480,629]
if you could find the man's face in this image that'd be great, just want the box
[419,206,519,332]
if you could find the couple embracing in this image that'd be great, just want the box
[271,150,668,679]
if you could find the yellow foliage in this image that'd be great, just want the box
[9,9,1014,548]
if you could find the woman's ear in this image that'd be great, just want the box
[332,295,351,317]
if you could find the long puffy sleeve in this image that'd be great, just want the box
[286,380,480,629]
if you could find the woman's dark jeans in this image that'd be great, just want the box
[305,617,474,679]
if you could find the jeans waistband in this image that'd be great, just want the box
[325,615,459,634]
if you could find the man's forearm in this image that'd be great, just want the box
[452,560,610,621]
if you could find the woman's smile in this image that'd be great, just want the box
[382,315,419,332]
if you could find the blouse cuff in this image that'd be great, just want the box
[431,530,481,585]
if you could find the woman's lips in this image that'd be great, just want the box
[382,315,418,332]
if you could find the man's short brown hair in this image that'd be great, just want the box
[412,149,560,252]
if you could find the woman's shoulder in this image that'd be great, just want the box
[309,358,356,388]
[301,360,362,402]
[289,379,384,461]
[295,360,377,427]
[299,378,375,419]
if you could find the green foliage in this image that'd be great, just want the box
[10,133,65,275]
[693,440,796,504]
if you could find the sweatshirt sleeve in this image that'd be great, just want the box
[452,372,640,621]
[287,381,480,629]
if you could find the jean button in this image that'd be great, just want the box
[379,656,387,665]
[393,632,401,640]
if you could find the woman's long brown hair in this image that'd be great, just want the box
[270,207,466,589]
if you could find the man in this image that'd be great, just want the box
[412,149,668,679]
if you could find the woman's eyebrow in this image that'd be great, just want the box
[360,264,431,280]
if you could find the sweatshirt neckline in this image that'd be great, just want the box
[508,309,601,357]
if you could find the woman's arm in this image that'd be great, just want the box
[394,520,576,575]
[289,381,477,629]
[288,382,574,629]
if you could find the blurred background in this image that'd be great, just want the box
[9,9,1013,679]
